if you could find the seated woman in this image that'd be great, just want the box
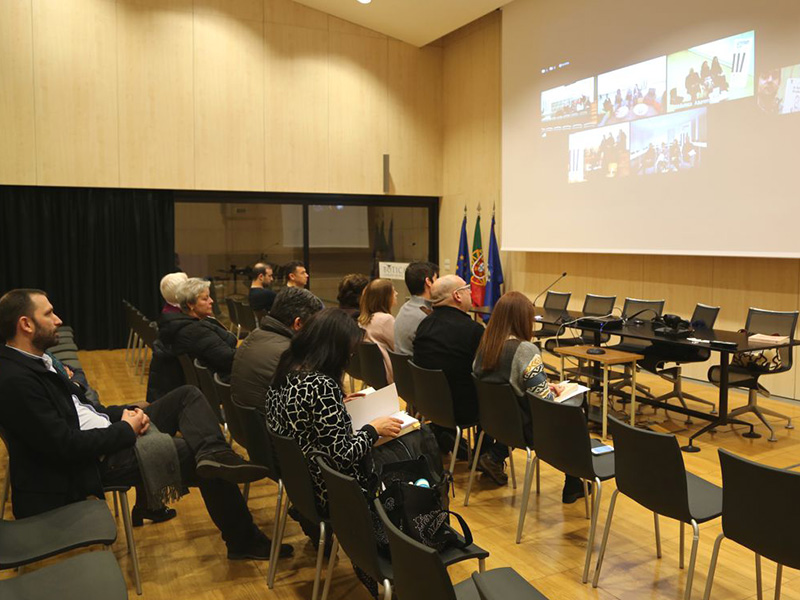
[337,273,369,320]
[472,291,585,503]
[160,272,187,314]
[161,277,237,378]
[265,308,401,517]
[358,278,397,383]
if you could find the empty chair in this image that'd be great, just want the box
[233,298,256,338]
[388,350,416,415]
[374,499,548,600]
[266,426,333,600]
[225,296,240,337]
[466,378,539,544]
[359,342,390,389]
[192,359,224,424]
[528,394,615,583]
[592,418,722,599]
[643,303,720,421]
[703,449,800,600]
[707,308,798,441]
[409,361,478,477]
[533,291,572,340]
[0,551,128,600]
[544,293,616,355]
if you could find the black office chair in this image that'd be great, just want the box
[359,342,390,390]
[466,378,539,545]
[0,551,128,600]
[192,359,225,425]
[528,394,615,583]
[544,293,616,355]
[703,449,800,600]
[233,298,256,338]
[707,308,798,442]
[533,291,572,340]
[388,350,416,416]
[374,500,547,600]
[266,426,333,600]
[644,303,720,421]
[176,353,199,387]
[409,361,479,477]
[225,296,239,336]
[592,418,722,600]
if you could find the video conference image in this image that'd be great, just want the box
[629,108,707,175]
[758,63,800,114]
[540,77,595,127]
[597,56,667,125]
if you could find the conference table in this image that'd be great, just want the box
[531,306,800,452]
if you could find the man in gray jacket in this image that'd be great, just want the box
[393,261,438,355]
[231,287,323,412]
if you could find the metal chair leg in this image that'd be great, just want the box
[268,481,284,573]
[654,513,662,558]
[320,536,339,600]
[242,482,250,504]
[582,478,603,584]
[118,489,143,595]
[680,521,685,568]
[592,488,619,588]
[535,456,540,494]
[582,479,591,519]
[312,522,328,600]
[125,329,134,364]
[684,520,700,600]
[448,426,461,477]
[382,579,392,600]
[268,496,290,589]
[1,459,11,520]
[515,449,534,544]
[464,431,485,506]
[702,533,726,600]
[113,489,119,518]
[508,448,517,490]
[756,553,763,600]
[775,563,783,600]
[478,557,486,572]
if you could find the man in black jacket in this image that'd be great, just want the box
[0,289,291,560]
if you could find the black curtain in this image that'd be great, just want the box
[0,186,175,349]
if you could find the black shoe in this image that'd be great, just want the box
[562,480,591,504]
[478,454,509,485]
[131,506,177,527]
[227,534,294,561]
[196,450,270,484]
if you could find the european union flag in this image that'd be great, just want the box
[456,215,470,282]
[485,215,504,314]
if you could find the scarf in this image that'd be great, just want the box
[134,423,184,509]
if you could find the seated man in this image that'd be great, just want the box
[394,261,438,355]
[283,260,309,289]
[248,262,277,313]
[231,287,323,411]
[0,288,291,560]
[413,276,499,477]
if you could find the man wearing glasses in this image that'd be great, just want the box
[412,275,499,479]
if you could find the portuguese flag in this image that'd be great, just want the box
[470,215,486,308]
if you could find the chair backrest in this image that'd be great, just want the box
[232,298,254,336]
[473,377,529,450]
[207,279,223,320]
[528,394,596,480]
[346,345,364,382]
[607,417,691,522]
[374,499,458,600]
[359,342,389,390]
[691,303,720,330]
[234,402,278,478]
[719,449,800,570]
[225,297,239,329]
[177,353,199,387]
[388,350,415,406]
[140,321,158,347]
[408,361,456,428]
[622,297,665,321]
[582,294,616,317]
[213,373,247,448]
[266,425,321,526]
[745,307,798,370]
[316,457,386,582]
[193,359,224,423]
[543,291,571,311]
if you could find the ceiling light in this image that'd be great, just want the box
[357,0,371,4]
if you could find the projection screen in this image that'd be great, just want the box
[502,0,800,257]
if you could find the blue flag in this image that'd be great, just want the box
[456,215,470,282]
[485,215,504,315]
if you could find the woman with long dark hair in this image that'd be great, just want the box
[473,291,585,503]
[266,308,402,515]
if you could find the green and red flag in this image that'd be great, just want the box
[470,215,486,307]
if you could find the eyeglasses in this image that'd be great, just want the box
[455,284,471,293]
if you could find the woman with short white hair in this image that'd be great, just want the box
[159,272,188,314]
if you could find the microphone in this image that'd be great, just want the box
[532,272,567,307]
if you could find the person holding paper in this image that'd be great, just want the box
[472,291,586,503]
[265,308,402,521]
[358,278,398,383]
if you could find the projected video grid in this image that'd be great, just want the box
[538,30,765,183]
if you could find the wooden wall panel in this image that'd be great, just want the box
[328,30,387,194]
[32,0,119,186]
[387,41,442,197]
[193,0,265,191]
[0,0,36,184]
[264,0,328,30]
[263,22,328,192]
[117,0,194,189]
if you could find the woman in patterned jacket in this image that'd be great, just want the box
[265,308,402,517]
[473,291,587,504]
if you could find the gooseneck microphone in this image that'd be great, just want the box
[532,272,567,307]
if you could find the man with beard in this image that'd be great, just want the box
[0,289,292,560]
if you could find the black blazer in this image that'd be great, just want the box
[0,345,136,518]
